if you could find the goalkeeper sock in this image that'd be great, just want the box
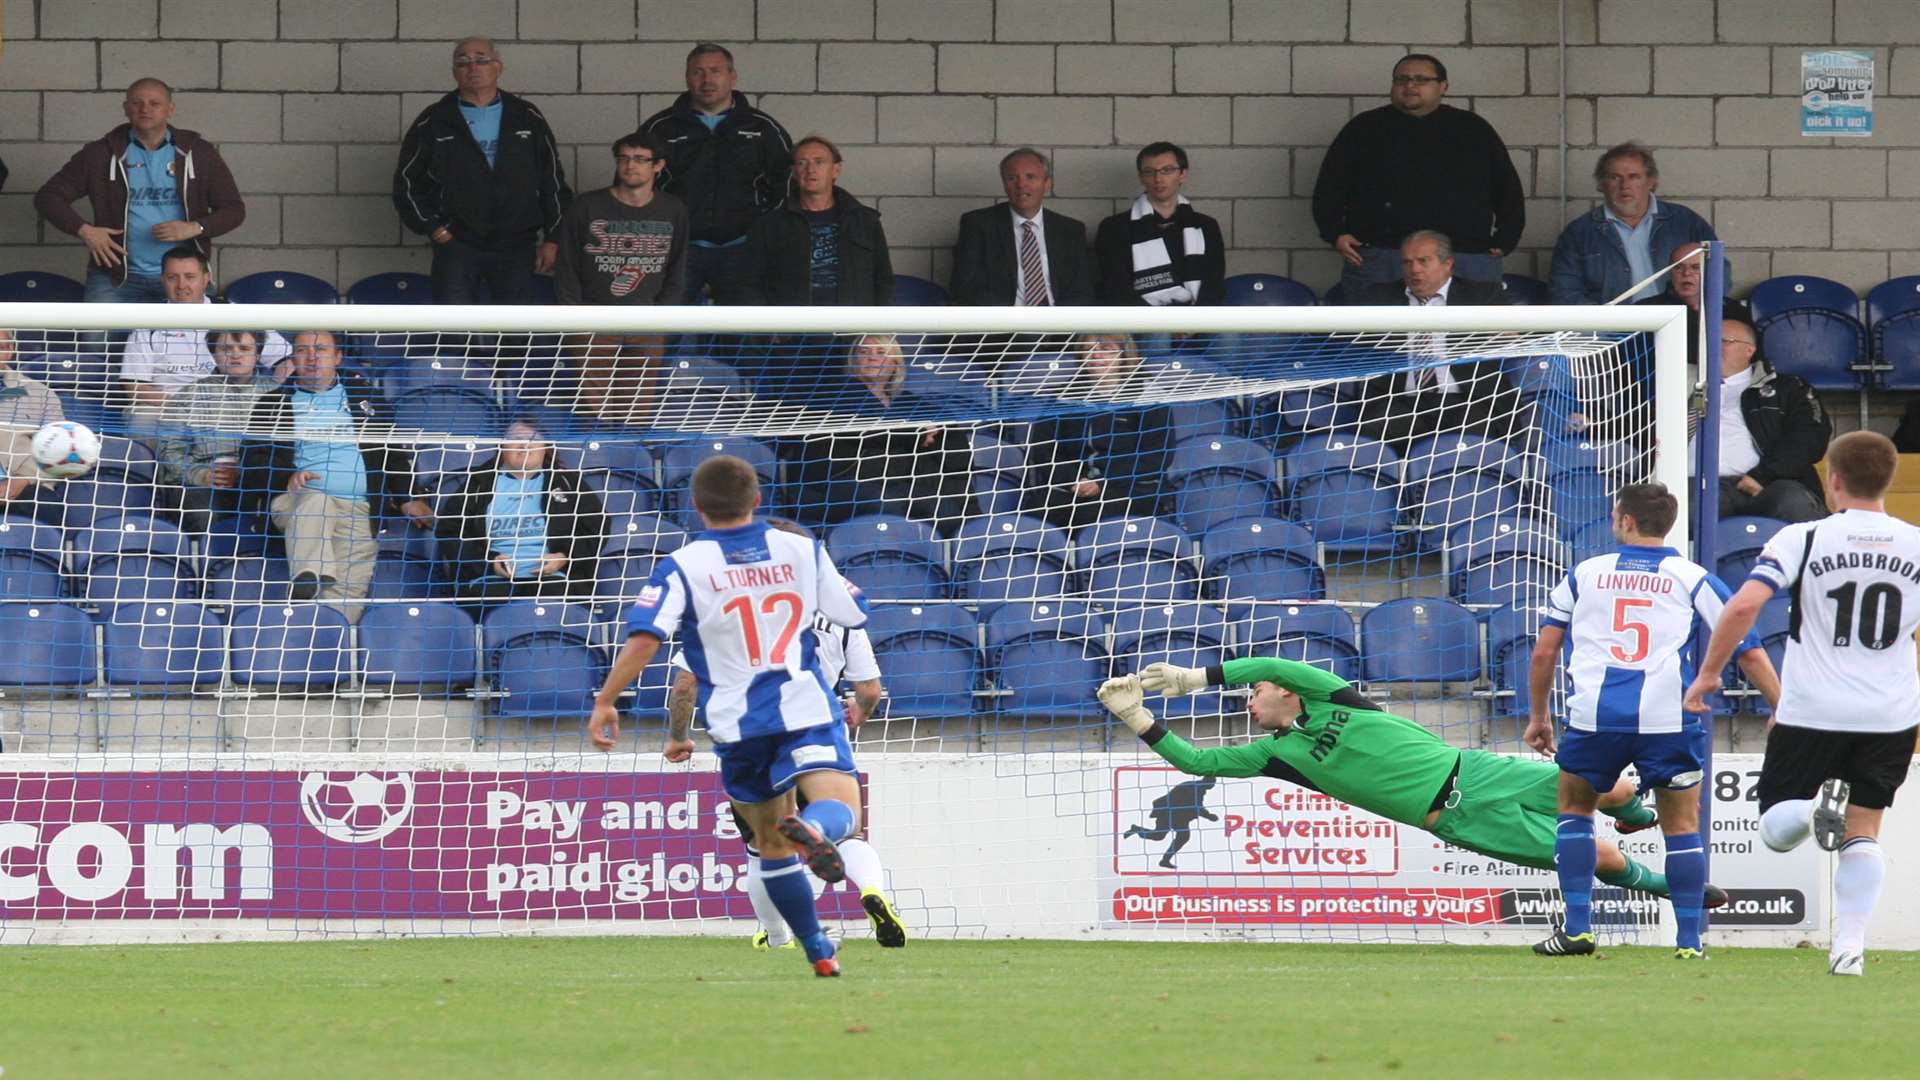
[840,838,885,894]
[759,854,823,943]
[1665,832,1707,952]
[1833,837,1885,958]
[1597,857,1668,897]
[745,854,792,947]
[1601,794,1656,830]
[800,798,857,844]
[1554,814,1597,937]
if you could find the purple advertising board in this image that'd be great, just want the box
[0,770,865,920]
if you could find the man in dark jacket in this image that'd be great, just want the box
[739,136,894,306]
[1094,142,1225,307]
[243,330,435,620]
[393,37,571,304]
[1346,230,1526,450]
[435,419,606,601]
[1712,316,1829,522]
[641,43,794,303]
[1312,54,1524,298]
[1023,335,1173,530]
[35,77,246,303]
[950,148,1096,306]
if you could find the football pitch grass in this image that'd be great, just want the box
[5,936,1916,1078]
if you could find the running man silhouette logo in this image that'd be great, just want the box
[1123,776,1218,868]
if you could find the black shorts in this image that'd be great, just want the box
[1756,724,1919,812]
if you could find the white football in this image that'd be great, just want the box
[31,420,102,481]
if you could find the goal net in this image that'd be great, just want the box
[0,301,1689,945]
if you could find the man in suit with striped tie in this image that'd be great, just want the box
[949,148,1096,307]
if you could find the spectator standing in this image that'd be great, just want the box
[951,148,1095,306]
[1550,143,1717,304]
[1312,54,1524,297]
[120,247,289,416]
[436,419,606,601]
[551,130,688,422]
[641,43,794,303]
[739,136,894,306]
[394,37,571,304]
[156,329,275,534]
[1094,142,1225,306]
[35,78,246,304]
[1708,316,1829,523]
[0,330,65,518]
[244,331,434,619]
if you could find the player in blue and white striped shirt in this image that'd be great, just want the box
[589,456,871,977]
[1524,482,1780,958]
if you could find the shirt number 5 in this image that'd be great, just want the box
[1609,597,1653,663]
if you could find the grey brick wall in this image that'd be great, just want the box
[3,0,1916,296]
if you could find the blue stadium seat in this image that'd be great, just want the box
[1222,273,1316,307]
[360,603,478,690]
[74,513,186,573]
[970,437,1027,518]
[1248,387,1364,448]
[391,385,505,436]
[1746,275,1867,390]
[0,604,96,688]
[1166,434,1283,535]
[952,514,1072,612]
[1360,598,1481,683]
[1201,517,1326,621]
[84,554,199,605]
[1244,604,1360,683]
[228,603,350,691]
[101,602,224,688]
[482,601,603,717]
[1400,434,1524,487]
[596,524,688,602]
[1868,276,1920,389]
[983,601,1109,717]
[891,274,951,306]
[576,438,657,484]
[1073,516,1199,610]
[224,270,339,305]
[1567,518,1615,564]
[1716,515,1787,583]
[1408,470,1523,554]
[1165,398,1241,443]
[368,555,449,600]
[599,511,687,552]
[1483,603,1536,681]
[582,472,663,523]
[1445,515,1563,595]
[1283,432,1401,485]
[204,557,295,606]
[0,515,66,600]
[1108,602,1230,718]
[828,515,948,602]
[0,270,85,303]
[1454,553,1562,610]
[865,603,979,718]
[1500,274,1550,306]
[56,460,158,530]
[386,355,493,398]
[1549,467,1615,538]
[347,272,434,305]
[661,436,780,527]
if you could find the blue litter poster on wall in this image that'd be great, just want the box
[1801,50,1873,137]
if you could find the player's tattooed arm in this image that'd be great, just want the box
[666,668,698,745]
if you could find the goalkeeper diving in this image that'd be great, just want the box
[1099,658,1729,910]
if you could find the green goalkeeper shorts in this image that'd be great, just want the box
[1426,750,1562,871]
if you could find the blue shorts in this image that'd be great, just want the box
[714,722,856,805]
[1557,726,1708,794]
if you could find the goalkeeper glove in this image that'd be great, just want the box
[1139,662,1210,697]
[1098,675,1156,735]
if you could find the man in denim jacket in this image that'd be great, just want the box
[1549,143,1717,305]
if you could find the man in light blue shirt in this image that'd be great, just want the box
[249,331,433,619]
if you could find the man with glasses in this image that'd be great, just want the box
[1094,141,1225,307]
[394,36,572,304]
[551,131,688,420]
[1709,314,1830,523]
[640,43,794,304]
[1312,54,1525,297]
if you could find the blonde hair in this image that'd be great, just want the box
[850,334,907,396]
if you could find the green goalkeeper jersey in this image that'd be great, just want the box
[1137,657,1462,826]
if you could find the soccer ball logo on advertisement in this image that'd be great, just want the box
[299,772,416,844]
